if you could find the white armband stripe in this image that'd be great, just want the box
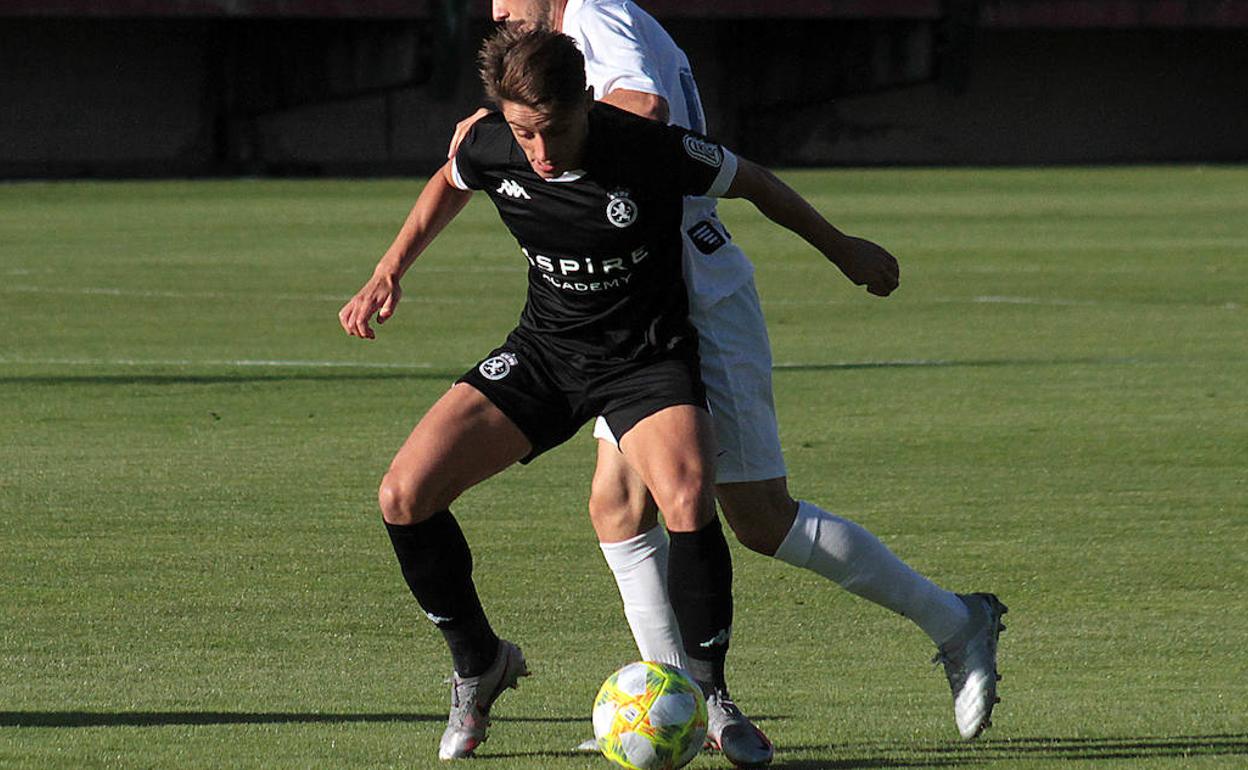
[705,148,738,198]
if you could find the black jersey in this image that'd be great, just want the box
[451,103,737,374]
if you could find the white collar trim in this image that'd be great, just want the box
[542,170,586,183]
[559,0,584,32]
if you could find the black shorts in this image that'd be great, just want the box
[456,335,706,463]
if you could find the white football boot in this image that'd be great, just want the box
[932,593,1008,740]
[705,689,774,767]
[438,639,529,760]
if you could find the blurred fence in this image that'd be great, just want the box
[1,1,1246,177]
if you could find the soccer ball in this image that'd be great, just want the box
[592,661,708,770]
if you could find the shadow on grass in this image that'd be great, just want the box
[0,371,460,387]
[772,356,1144,374]
[771,760,965,769]
[6,716,1243,766]
[930,733,1248,762]
[478,747,963,767]
[768,733,1248,767]
[319,732,1248,766]
[0,355,1151,388]
[0,711,581,728]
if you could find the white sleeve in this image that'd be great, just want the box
[570,4,664,99]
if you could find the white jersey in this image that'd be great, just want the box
[561,0,754,308]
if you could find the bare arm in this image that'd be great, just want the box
[601,88,670,123]
[339,162,473,339]
[724,157,900,297]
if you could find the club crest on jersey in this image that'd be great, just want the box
[682,135,723,168]
[496,179,531,200]
[479,352,518,380]
[606,188,638,228]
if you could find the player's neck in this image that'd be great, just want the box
[550,0,568,31]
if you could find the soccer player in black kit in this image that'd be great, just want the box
[339,27,899,760]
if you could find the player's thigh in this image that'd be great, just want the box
[692,282,787,484]
[381,382,531,523]
[589,436,660,542]
[617,405,717,532]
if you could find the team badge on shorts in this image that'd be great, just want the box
[606,188,638,228]
[479,352,518,380]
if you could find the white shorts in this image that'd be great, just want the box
[593,279,786,483]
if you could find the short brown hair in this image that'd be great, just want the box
[478,26,587,112]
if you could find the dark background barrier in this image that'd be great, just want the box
[2,0,1245,177]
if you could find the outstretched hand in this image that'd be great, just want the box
[835,236,900,297]
[339,273,402,340]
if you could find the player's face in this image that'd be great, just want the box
[492,0,555,30]
[499,93,591,179]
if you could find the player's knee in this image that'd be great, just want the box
[589,452,654,528]
[655,483,714,531]
[588,476,632,523]
[718,488,797,555]
[377,472,437,526]
[589,480,654,540]
[723,516,779,555]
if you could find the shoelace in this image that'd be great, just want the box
[932,647,969,682]
[445,675,481,713]
[711,690,744,720]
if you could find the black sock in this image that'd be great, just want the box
[667,517,733,693]
[384,510,500,677]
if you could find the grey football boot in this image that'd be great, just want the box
[705,689,774,767]
[932,593,1008,740]
[438,639,530,760]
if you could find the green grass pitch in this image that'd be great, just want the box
[2,167,1245,768]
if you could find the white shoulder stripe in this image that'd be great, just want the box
[450,158,470,191]
[705,148,738,198]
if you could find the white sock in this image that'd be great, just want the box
[599,526,689,669]
[774,501,970,645]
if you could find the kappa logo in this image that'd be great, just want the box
[479,351,518,381]
[606,189,638,228]
[496,179,531,199]
[698,626,732,648]
[682,134,723,168]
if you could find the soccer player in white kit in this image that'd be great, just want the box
[463,1,1008,762]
